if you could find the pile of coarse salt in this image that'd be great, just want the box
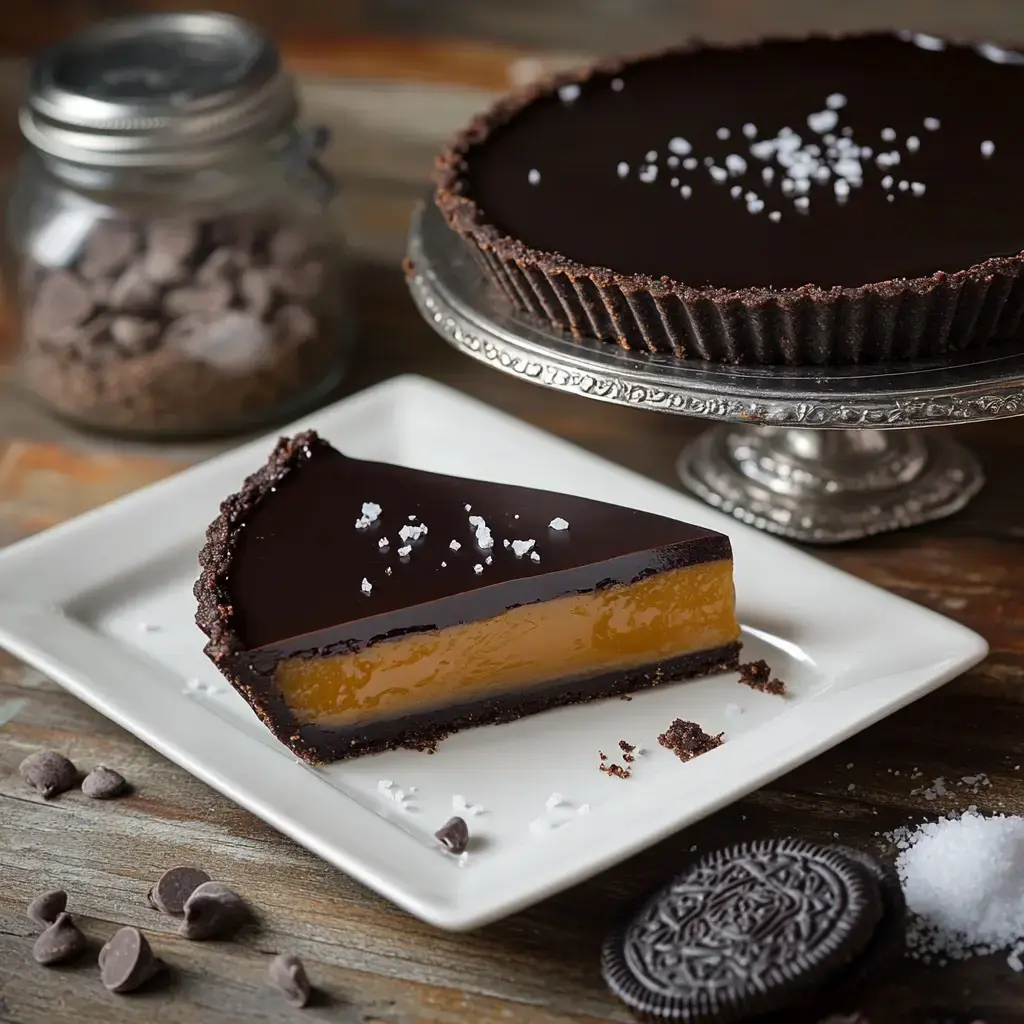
[890,808,1024,969]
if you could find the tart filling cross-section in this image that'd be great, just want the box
[195,431,741,763]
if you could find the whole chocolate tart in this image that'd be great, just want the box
[194,431,740,763]
[436,33,1024,365]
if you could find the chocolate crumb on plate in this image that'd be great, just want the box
[148,866,211,916]
[27,889,68,927]
[81,765,128,799]
[268,953,313,1007]
[19,750,79,798]
[180,881,248,940]
[435,816,470,855]
[33,913,86,965]
[600,762,632,779]
[100,926,163,993]
[738,659,787,696]
[658,719,724,762]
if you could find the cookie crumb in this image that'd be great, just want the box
[600,762,632,779]
[738,659,787,696]
[658,719,724,762]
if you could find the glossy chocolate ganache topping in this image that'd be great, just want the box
[458,34,1024,290]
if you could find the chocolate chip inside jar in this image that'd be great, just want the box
[17,211,346,436]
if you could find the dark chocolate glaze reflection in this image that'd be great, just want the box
[464,34,1024,289]
[222,433,730,653]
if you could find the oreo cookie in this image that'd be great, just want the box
[601,838,885,1023]
[825,845,907,1001]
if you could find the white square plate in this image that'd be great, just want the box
[0,375,987,930]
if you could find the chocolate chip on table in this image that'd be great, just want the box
[148,866,211,916]
[434,816,470,855]
[27,889,68,927]
[19,750,79,798]
[180,881,248,940]
[268,953,313,1008]
[100,926,163,993]
[33,912,87,965]
[81,765,128,799]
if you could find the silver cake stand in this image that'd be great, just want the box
[407,203,1024,543]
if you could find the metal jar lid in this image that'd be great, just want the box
[20,12,299,169]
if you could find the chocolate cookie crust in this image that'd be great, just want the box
[436,33,1024,365]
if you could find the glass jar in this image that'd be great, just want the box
[5,13,348,438]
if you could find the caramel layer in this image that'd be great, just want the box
[275,559,739,725]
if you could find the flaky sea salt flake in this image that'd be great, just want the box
[807,109,839,133]
[826,92,847,109]
[616,161,629,178]
[355,501,382,529]
[397,545,412,557]
[982,139,996,158]
[668,137,691,156]
[549,517,569,530]
[473,564,483,574]
[511,539,536,557]
[528,168,541,185]
[360,578,372,595]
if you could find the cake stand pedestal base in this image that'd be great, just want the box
[678,425,984,543]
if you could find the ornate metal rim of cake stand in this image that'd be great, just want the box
[407,203,1024,428]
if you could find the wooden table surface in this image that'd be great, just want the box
[3,31,1024,1024]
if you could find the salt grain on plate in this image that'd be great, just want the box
[545,792,566,809]
[510,539,536,557]
[558,83,581,103]
[742,122,757,138]
[826,92,847,109]
[378,537,389,549]
[530,551,541,563]
[360,578,372,595]
[397,545,412,557]
[473,564,483,574]
[668,137,691,156]
[578,803,591,815]
[682,157,698,170]
[924,116,940,130]
[549,517,569,530]
[610,78,624,91]
[616,161,629,179]
[355,502,382,529]
[881,127,897,142]
[681,185,692,199]
[982,140,996,158]
[528,169,541,185]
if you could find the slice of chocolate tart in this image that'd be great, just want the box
[195,431,741,763]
